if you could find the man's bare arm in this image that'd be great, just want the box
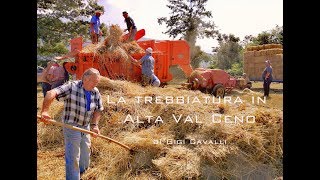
[41,89,58,119]
[91,111,101,126]
[91,111,102,135]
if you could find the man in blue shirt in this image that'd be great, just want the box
[133,47,160,87]
[90,10,103,44]
[40,68,104,179]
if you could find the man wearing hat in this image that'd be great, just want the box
[122,11,137,42]
[90,10,103,44]
[262,60,273,97]
[132,47,160,87]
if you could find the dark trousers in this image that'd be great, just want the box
[263,79,271,96]
[41,82,51,97]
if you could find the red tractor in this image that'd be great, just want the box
[61,29,193,84]
[184,68,238,97]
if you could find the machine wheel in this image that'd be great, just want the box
[212,84,225,98]
[246,82,252,89]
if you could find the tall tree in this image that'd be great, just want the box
[37,0,104,46]
[158,0,218,68]
[213,34,243,72]
[242,25,283,46]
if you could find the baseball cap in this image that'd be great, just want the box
[146,47,153,54]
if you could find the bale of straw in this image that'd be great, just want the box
[246,46,253,51]
[260,50,267,56]
[251,46,258,51]
[254,51,261,57]
[264,44,272,49]
[244,51,255,58]
[271,44,282,49]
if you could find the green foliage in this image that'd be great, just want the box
[38,42,68,56]
[191,46,213,68]
[158,0,218,39]
[37,0,103,45]
[158,0,219,67]
[214,34,243,70]
[208,53,218,69]
[227,62,243,76]
[37,61,48,67]
[243,25,283,46]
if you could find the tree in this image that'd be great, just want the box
[158,0,219,68]
[192,46,213,68]
[214,34,243,72]
[37,0,104,46]
[242,25,283,46]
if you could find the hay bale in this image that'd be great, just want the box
[251,46,258,51]
[152,146,201,179]
[244,51,255,58]
[254,51,261,57]
[272,44,282,49]
[246,46,253,51]
[260,50,267,56]
[264,44,272,49]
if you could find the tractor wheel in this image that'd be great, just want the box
[212,84,225,98]
[246,82,252,89]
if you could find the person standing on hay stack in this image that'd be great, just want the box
[40,68,104,180]
[122,11,137,42]
[262,60,273,97]
[132,47,160,87]
[90,10,103,44]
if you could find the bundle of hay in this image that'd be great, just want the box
[121,41,145,55]
[152,146,201,179]
[37,78,283,179]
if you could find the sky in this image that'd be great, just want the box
[97,0,283,53]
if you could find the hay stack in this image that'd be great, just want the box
[121,41,145,55]
[104,24,123,47]
[76,24,146,82]
[152,146,201,179]
[243,44,283,81]
[81,43,98,53]
[37,78,283,179]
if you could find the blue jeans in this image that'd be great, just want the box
[63,123,91,180]
[151,74,160,87]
